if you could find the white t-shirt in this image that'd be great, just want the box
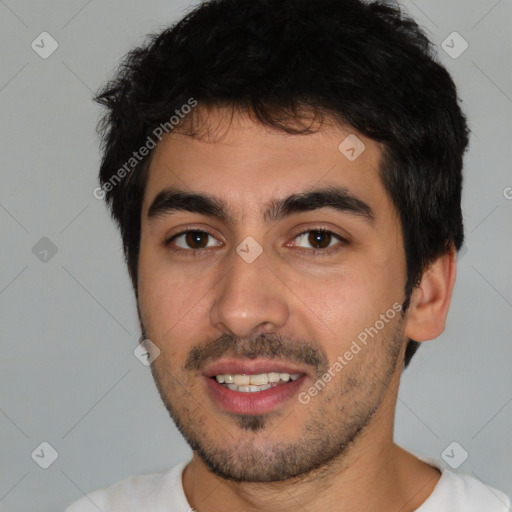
[65,456,511,512]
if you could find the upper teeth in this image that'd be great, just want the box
[216,372,300,385]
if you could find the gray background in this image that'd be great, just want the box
[0,1,511,510]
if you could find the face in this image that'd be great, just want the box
[137,108,409,482]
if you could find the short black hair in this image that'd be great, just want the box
[94,0,469,368]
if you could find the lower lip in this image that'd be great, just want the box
[203,375,307,415]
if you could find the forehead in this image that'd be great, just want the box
[142,109,388,220]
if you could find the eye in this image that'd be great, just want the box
[292,229,346,251]
[167,230,222,251]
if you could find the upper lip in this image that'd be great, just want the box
[202,358,311,378]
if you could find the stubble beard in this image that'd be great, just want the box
[149,318,404,483]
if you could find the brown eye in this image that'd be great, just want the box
[185,231,209,249]
[169,230,221,250]
[307,230,333,249]
[293,229,344,251]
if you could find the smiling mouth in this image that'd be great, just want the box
[211,372,301,392]
[204,369,308,415]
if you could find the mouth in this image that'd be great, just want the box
[212,371,301,392]
[202,359,310,415]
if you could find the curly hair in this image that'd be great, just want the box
[94,0,469,368]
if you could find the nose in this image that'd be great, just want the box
[209,248,290,338]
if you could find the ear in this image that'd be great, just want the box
[404,246,457,342]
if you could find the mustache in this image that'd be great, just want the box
[183,332,330,377]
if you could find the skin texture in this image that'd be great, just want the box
[137,108,456,512]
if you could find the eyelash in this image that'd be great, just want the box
[164,227,348,257]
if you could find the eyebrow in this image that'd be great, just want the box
[147,185,374,224]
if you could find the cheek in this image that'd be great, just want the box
[288,271,363,351]
[137,250,216,342]
[295,265,403,359]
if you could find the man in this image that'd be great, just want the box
[66,0,510,510]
